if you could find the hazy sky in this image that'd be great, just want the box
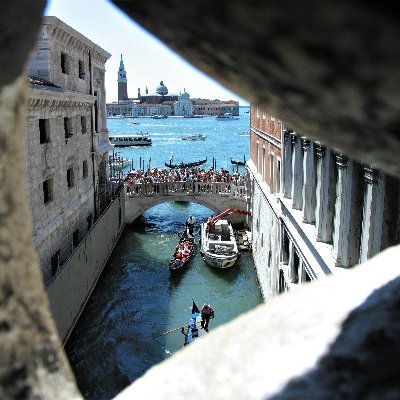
[44,0,249,105]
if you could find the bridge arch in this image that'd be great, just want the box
[124,181,249,224]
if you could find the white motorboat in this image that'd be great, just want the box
[216,112,238,120]
[182,134,207,141]
[109,134,152,146]
[200,209,250,269]
[200,219,239,268]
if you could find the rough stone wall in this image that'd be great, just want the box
[0,2,82,395]
[3,1,400,399]
[26,90,95,283]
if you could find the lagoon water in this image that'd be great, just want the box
[65,107,263,399]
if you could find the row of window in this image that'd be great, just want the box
[61,52,85,80]
[43,161,89,204]
[39,116,87,144]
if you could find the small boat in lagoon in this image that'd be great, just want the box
[109,134,152,146]
[216,112,238,120]
[231,156,246,166]
[165,157,207,169]
[182,134,207,141]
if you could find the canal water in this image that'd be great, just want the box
[65,108,263,399]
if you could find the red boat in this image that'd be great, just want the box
[169,234,195,273]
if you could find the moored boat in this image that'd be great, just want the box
[182,301,207,346]
[200,208,250,269]
[109,134,152,146]
[165,157,207,169]
[231,157,246,166]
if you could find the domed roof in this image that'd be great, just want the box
[181,89,190,98]
[156,81,168,95]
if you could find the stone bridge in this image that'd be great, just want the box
[124,181,249,224]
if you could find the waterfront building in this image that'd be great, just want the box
[173,90,193,116]
[191,98,239,116]
[248,107,400,300]
[26,16,115,284]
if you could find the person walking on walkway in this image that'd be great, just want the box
[201,303,214,332]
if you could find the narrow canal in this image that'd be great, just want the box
[65,201,263,400]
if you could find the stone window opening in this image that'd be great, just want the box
[61,52,68,74]
[39,118,50,144]
[67,166,74,189]
[87,214,93,231]
[50,251,60,277]
[82,160,88,179]
[282,230,290,264]
[290,251,300,284]
[64,117,73,139]
[81,116,87,133]
[277,158,281,193]
[72,229,80,249]
[78,60,85,79]
[43,177,53,204]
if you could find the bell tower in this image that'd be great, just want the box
[118,54,128,102]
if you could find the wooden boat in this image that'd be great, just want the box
[182,301,207,346]
[169,231,195,273]
[109,134,152,146]
[165,157,207,169]
[200,208,250,268]
[231,157,246,166]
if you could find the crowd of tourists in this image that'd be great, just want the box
[124,166,245,195]
[124,166,245,186]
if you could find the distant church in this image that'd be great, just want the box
[108,54,237,117]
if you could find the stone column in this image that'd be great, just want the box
[359,167,385,263]
[291,134,303,210]
[287,241,298,283]
[332,154,352,267]
[301,138,316,223]
[315,145,335,243]
[283,131,293,199]
[332,156,364,267]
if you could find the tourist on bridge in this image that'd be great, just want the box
[200,303,214,332]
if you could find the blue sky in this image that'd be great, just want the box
[44,0,249,105]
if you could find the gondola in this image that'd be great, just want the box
[165,157,207,169]
[182,301,205,346]
[231,160,245,166]
[169,230,195,273]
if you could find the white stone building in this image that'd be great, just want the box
[248,108,400,300]
[26,16,113,285]
[173,90,193,116]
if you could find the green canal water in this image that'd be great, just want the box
[65,203,262,399]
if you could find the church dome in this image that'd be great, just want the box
[181,90,190,98]
[156,81,168,95]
